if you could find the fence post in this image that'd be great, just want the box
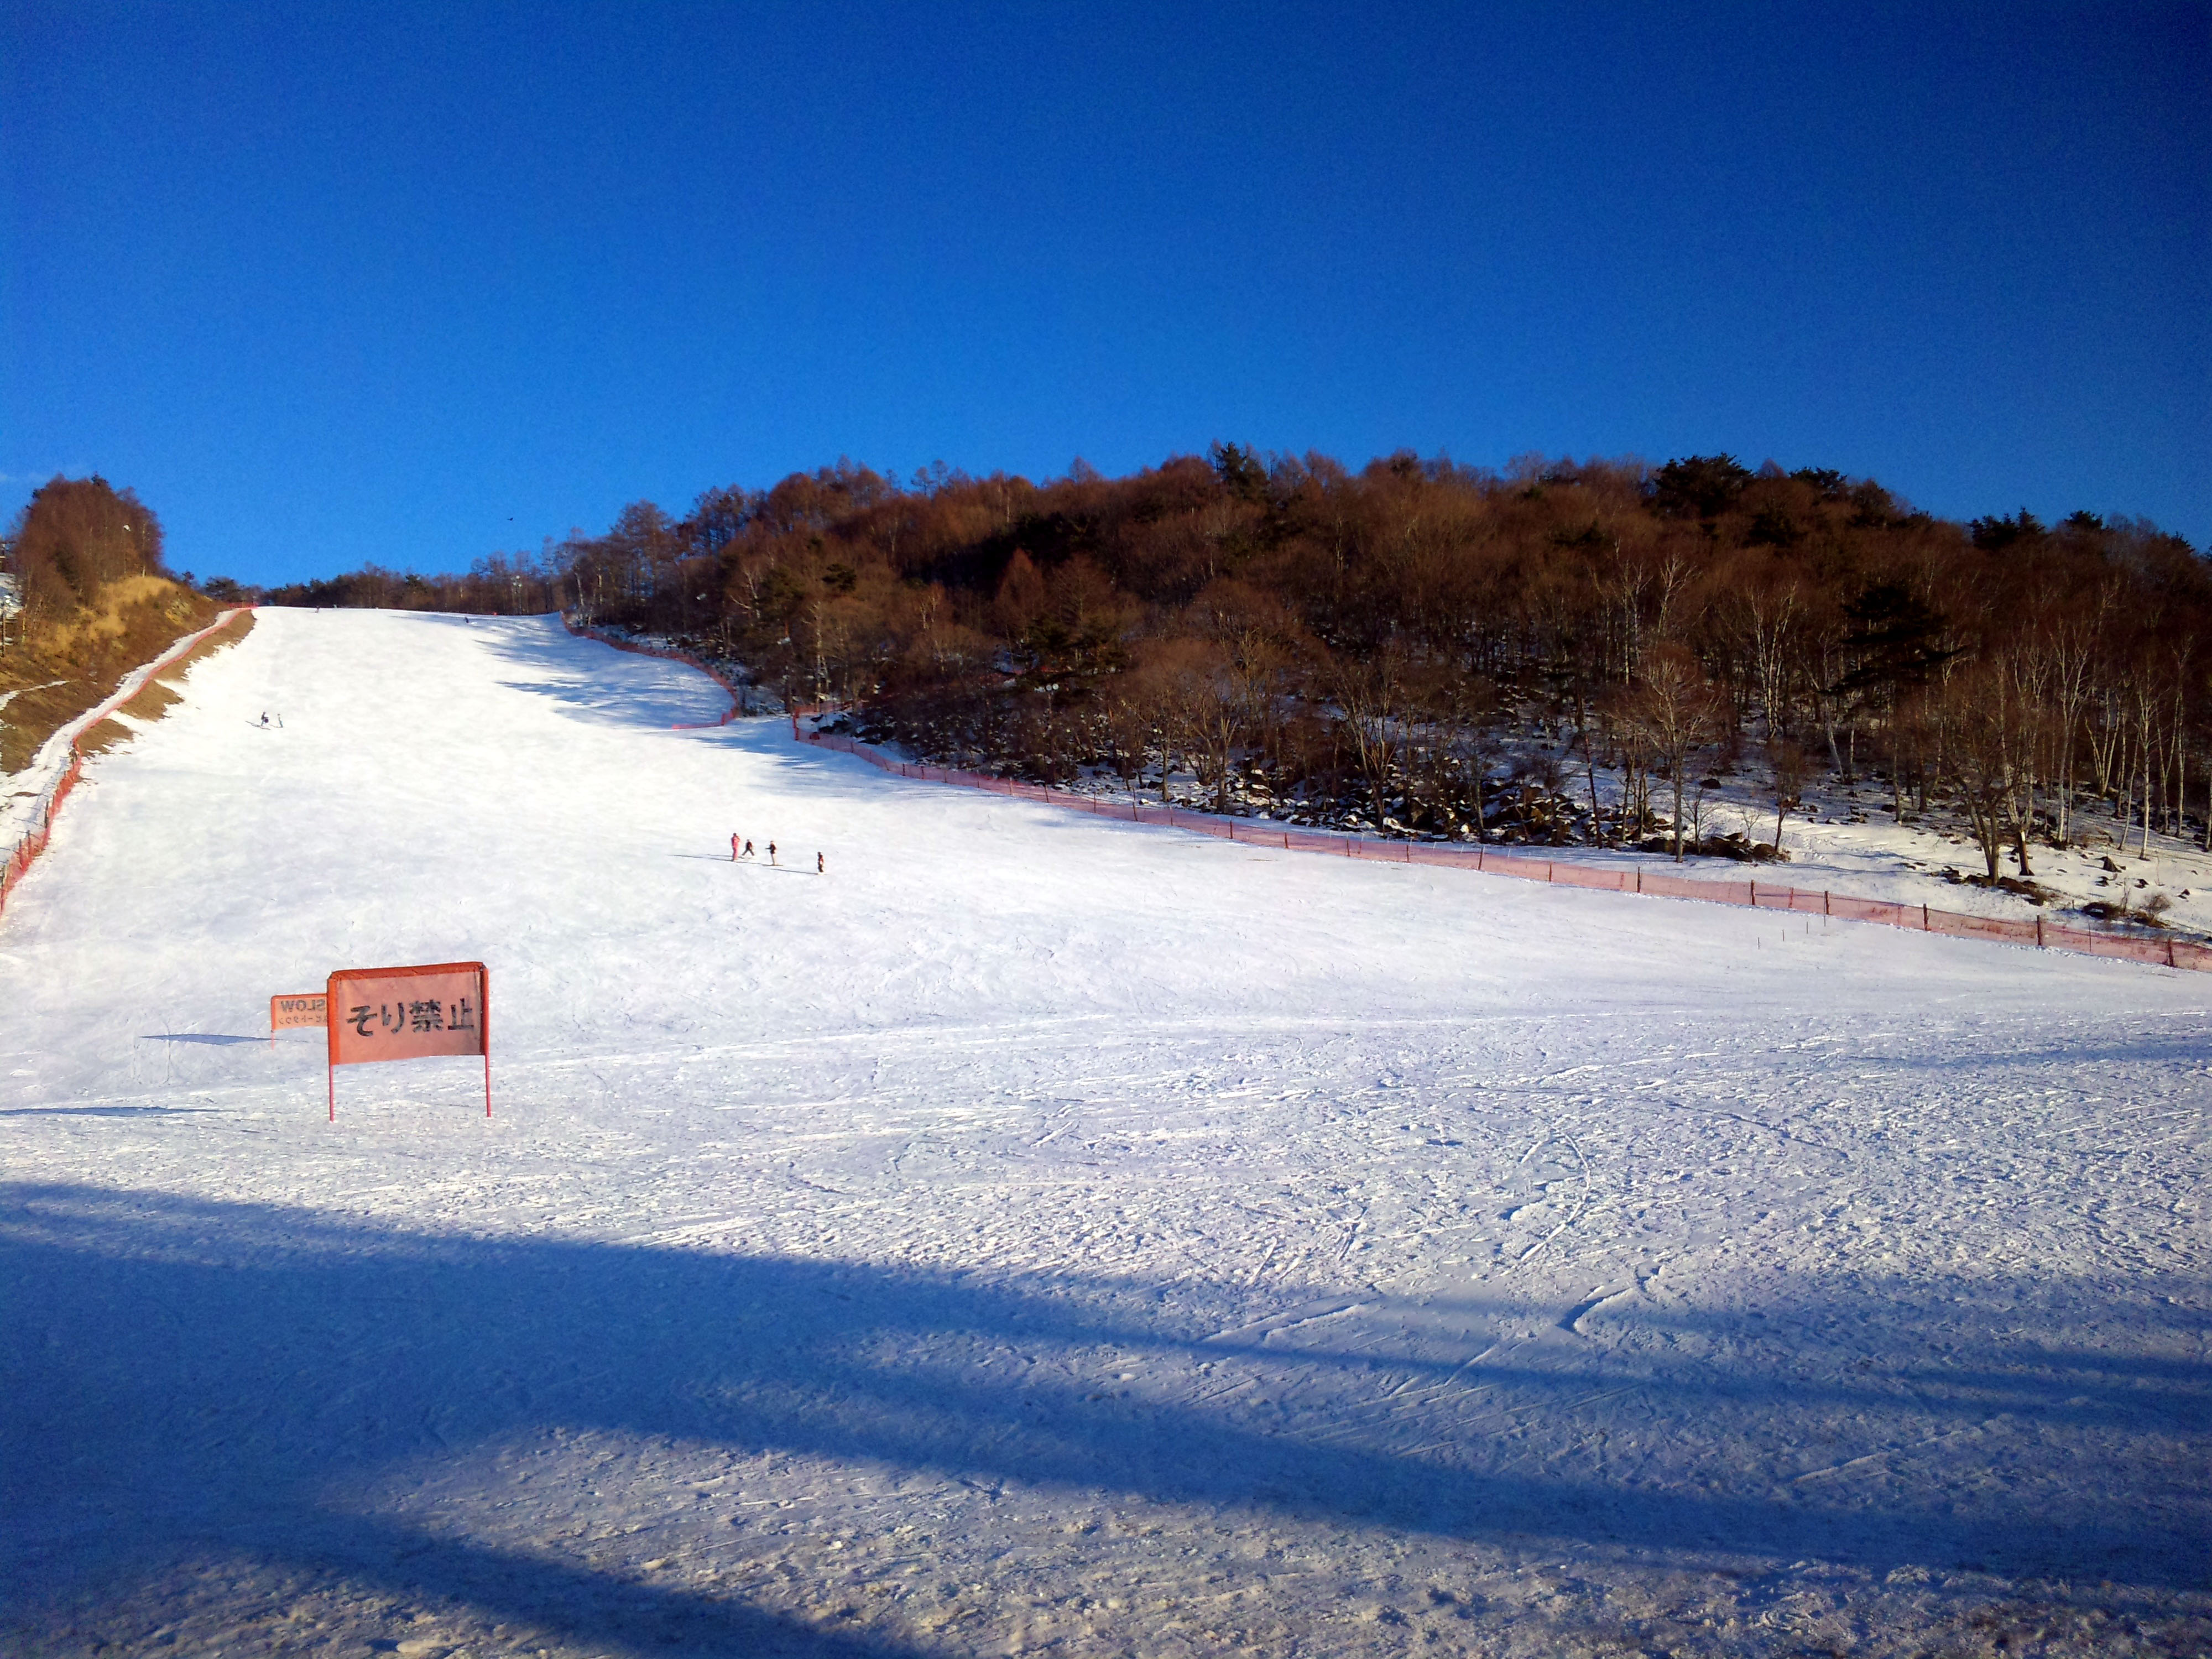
[1749,879,1756,907]
[1922,903,1929,930]
[1824,890,1830,916]
[2168,938,2178,968]
[1546,862,1554,881]
[2036,915,2045,948]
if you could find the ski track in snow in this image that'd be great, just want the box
[2,610,2207,1658]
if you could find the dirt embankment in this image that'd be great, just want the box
[75,608,257,757]
[1,578,231,773]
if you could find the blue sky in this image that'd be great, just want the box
[4,2,2206,586]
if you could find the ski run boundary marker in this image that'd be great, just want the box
[556,618,2209,976]
[1,606,255,924]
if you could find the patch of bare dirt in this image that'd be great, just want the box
[75,610,254,757]
[0,583,229,772]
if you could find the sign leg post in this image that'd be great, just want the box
[323,960,489,1124]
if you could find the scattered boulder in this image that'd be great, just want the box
[2080,899,2167,928]
[1690,832,1788,863]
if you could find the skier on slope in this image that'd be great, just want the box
[731,832,741,862]
[817,852,824,874]
[741,840,755,860]
[767,842,777,865]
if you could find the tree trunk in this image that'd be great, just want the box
[2140,744,2153,857]
[2008,794,2034,877]
[1968,792,2004,880]
[1585,740,1604,843]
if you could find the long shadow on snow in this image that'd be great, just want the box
[0,1105,218,1117]
[470,615,735,731]
[3,1182,2205,1650]
[478,618,1177,821]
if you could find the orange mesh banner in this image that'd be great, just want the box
[325,961,491,1121]
[327,962,487,1066]
[270,992,326,1031]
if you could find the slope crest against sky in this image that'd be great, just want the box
[4,1,2206,584]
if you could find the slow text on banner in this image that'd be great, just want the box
[270,992,326,1032]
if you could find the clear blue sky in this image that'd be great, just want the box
[5,2,2206,586]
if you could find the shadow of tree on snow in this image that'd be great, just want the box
[3,1182,2205,1653]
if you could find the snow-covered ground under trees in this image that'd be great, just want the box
[3,609,2206,1659]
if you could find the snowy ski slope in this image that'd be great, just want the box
[3,609,2206,1657]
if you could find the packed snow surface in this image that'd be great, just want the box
[3,610,2206,1658]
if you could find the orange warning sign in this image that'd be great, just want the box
[327,961,487,1066]
[270,993,326,1031]
[324,961,490,1121]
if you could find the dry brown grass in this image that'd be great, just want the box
[147,607,255,686]
[2,593,244,771]
[36,573,182,657]
[74,610,254,758]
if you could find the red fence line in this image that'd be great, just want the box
[1,607,254,924]
[785,709,2209,975]
[562,618,747,726]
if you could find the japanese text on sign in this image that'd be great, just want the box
[327,963,487,1067]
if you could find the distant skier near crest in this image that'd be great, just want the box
[817,852,825,874]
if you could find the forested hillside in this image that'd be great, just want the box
[261,450,2210,874]
[1,477,218,773]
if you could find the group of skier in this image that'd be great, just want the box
[732,833,823,874]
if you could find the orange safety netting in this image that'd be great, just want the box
[785,707,2210,976]
[0,608,254,922]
